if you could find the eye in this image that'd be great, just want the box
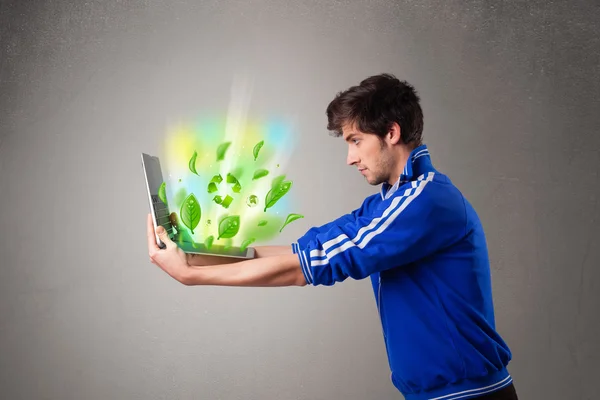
[353,139,361,145]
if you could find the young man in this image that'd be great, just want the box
[146,74,518,400]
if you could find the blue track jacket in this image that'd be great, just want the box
[292,145,513,400]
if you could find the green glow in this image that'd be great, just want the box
[159,114,302,248]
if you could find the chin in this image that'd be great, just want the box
[362,171,384,185]
[365,177,381,185]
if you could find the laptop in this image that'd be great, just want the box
[141,152,256,259]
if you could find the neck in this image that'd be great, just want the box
[386,145,412,186]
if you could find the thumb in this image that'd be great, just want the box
[156,225,175,249]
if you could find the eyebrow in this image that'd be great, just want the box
[345,133,359,142]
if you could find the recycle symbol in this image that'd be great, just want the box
[207,172,257,209]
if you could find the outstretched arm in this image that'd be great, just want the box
[185,253,305,287]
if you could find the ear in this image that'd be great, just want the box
[387,122,402,145]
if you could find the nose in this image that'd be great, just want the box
[347,147,359,166]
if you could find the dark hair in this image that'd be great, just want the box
[326,73,424,147]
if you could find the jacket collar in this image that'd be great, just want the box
[380,144,434,200]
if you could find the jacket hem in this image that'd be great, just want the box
[402,368,512,400]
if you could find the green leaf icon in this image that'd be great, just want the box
[181,193,201,234]
[252,169,269,180]
[205,235,214,250]
[158,182,168,205]
[258,220,268,226]
[218,215,240,240]
[217,142,231,161]
[280,213,304,232]
[264,180,292,212]
[189,151,199,175]
[271,174,286,188]
[240,237,256,252]
[253,140,264,161]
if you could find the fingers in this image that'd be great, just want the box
[156,224,176,250]
[147,213,160,252]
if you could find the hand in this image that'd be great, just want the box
[147,213,191,284]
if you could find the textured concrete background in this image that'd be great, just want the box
[1,1,599,399]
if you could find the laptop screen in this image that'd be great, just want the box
[142,153,175,240]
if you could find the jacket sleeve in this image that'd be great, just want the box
[294,176,466,286]
[291,194,378,255]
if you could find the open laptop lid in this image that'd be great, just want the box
[141,153,175,248]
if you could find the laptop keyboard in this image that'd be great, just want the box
[151,194,174,238]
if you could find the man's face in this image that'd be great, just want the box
[343,124,395,186]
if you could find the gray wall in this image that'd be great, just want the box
[1,1,599,399]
